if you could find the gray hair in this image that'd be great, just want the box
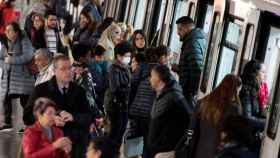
[35,48,53,63]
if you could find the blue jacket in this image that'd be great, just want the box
[178,28,205,96]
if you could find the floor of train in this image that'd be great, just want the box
[0,99,24,158]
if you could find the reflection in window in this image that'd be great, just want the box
[134,0,148,30]
[200,13,220,92]
[157,0,167,31]
[226,22,242,46]
[240,24,254,73]
[203,5,213,34]
[267,73,280,140]
[168,0,188,57]
[213,19,242,87]
[215,47,236,85]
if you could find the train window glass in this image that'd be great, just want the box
[215,47,236,85]
[188,2,195,17]
[203,5,213,34]
[200,13,220,92]
[157,0,167,31]
[134,0,148,30]
[214,19,242,87]
[169,0,188,59]
[264,27,280,97]
[266,72,280,140]
[225,22,242,46]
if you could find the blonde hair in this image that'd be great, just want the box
[98,23,121,60]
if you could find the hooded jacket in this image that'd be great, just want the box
[148,80,193,156]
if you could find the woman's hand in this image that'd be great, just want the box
[52,137,72,150]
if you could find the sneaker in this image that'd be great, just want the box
[17,128,25,134]
[0,124,13,132]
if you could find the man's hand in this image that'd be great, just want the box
[59,111,74,122]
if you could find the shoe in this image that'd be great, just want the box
[17,128,25,134]
[0,124,13,132]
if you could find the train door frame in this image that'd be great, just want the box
[200,0,227,94]
[255,11,280,158]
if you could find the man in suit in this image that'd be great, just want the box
[23,55,92,158]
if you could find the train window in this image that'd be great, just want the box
[267,71,280,140]
[264,27,280,97]
[168,0,189,57]
[214,20,242,87]
[157,0,168,31]
[202,5,213,35]
[200,13,220,92]
[188,2,195,18]
[134,0,148,30]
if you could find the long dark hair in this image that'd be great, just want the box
[241,60,262,91]
[132,30,147,50]
[5,22,24,44]
[79,10,98,31]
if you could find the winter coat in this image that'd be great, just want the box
[22,122,69,158]
[258,82,268,112]
[191,102,242,158]
[104,61,131,112]
[0,35,35,98]
[148,80,192,157]
[239,83,266,130]
[129,63,156,120]
[24,76,92,157]
[215,143,258,158]
[73,27,94,47]
[178,28,205,97]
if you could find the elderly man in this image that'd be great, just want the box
[24,55,92,158]
[34,48,54,86]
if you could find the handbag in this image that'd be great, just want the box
[175,113,200,158]
[123,119,144,158]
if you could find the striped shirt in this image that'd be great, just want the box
[45,29,57,54]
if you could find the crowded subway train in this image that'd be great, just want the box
[102,0,280,157]
[0,0,280,157]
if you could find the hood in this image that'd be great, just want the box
[181,28,205,42]
[158,80,183,98]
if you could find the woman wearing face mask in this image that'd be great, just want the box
[104,41,133,149]
[132,30,147,54]
[97,23,122,61]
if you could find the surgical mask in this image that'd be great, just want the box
[122,57,131,65]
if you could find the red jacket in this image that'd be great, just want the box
[0,3,20,35]
[22,122,69,158]
[258,82,269,112]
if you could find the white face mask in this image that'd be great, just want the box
[122,57,131,65]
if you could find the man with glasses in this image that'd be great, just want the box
[24,55,92,158]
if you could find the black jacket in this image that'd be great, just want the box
[73,27,94,47]
[178,28,205,96]
[239,84,265,130]
[129,63,156,120]
[148,80,192,156]
[104,62,131,112]
[23,77,92,142]
[215,143,258,158]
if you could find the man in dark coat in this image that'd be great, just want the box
[175,16,206,107]
[23,55,92,158]
[148,65,193,157]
